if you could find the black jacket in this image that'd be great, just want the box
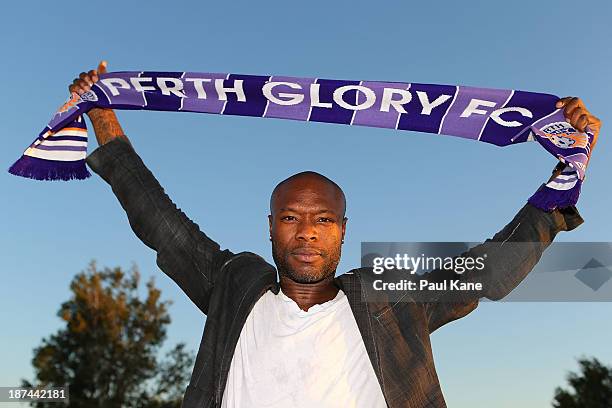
[86,138,583,408]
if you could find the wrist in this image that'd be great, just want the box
[86,107,116,124]
[86,109,127,146]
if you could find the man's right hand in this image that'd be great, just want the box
[69,61,129,147]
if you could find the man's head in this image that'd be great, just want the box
[269,171,347,284]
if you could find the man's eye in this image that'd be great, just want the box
[282,216,296,221]
[318,217,333,223]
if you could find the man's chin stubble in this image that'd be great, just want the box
[280,268,331,284]
[272,243,341,284]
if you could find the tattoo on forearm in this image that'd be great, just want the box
[87,109,129,146]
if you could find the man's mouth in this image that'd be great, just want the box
[291,248,323,263]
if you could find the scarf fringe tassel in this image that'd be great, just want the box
[8,156,90,181]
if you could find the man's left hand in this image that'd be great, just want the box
[556,97,602,152]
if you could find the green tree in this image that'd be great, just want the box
[553,357,612,408]
[22,262,194,408]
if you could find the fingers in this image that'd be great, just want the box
[555,97,574,109]
[97,60,107,75]
[556,96,602,154]
[68,65,105,95]
[588,116,602,151]
[575,114,589,132]
[79,71,94,86]
[562,97,582,119]
[68,75,88,95]
[556,96,597,133]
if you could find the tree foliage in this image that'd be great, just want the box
[23,262,194,408]
[553,357,612,408]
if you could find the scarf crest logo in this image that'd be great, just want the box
[56,93,81,115]
[539,122,588,149]
[55,91,98,116]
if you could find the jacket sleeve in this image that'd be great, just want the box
[86,137,233,315]
[425,203,584,333]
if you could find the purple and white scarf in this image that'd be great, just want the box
[9,71,595,211]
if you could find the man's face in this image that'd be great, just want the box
[269,176,347,284]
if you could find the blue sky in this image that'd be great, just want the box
[1,1,611,406]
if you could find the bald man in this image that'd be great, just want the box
[74,64,600,408]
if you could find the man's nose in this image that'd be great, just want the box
[295,220,317,241]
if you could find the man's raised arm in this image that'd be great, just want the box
[73,61,233,314]
[424,97,601,332]
[423,202,583,333]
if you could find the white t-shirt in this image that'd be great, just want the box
[221,287,387,408]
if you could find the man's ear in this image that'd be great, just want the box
[341,217,348,242]
[268,214,273,238]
